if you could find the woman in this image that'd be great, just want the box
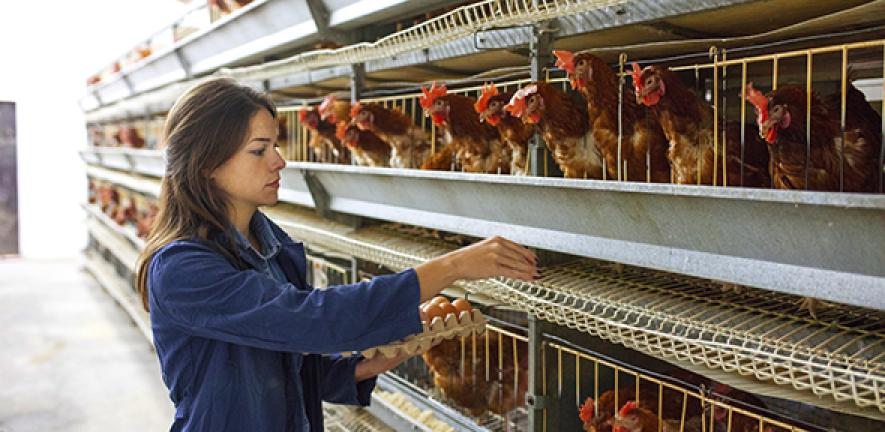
[135,77,539,431]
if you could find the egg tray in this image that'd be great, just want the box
[346,309,487,360]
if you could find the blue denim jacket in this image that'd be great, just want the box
[147,211,423,431]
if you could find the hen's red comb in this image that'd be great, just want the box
[419,81,448,110]
[474,83,499,114]
[553,50,576,75]
[350,102,362,119]
[619,401,638,417]
[579,397,595,423]
[319,95,336,117]
[298,109,308,123]
[744,82,769,118]
[745,82,777,143]
[504,84,538,118]
[335,121,348,141]
[631,63,644,93]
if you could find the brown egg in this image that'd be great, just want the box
[438,302,457,320]
[424,303,444,322]
[418,305,430,322]
[429,296,448,307]
[422,303,439,319]
[451,298,472,317]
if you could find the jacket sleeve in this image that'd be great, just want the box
[148,240,423,353]
[314,354,376,406]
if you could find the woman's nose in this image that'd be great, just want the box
[270,148,286,171]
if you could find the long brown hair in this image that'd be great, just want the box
[135,77,277,311]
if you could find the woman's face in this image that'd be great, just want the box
[211,109,285,214]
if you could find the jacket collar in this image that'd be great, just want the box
[207,210,309,289]
[232,211,282,261]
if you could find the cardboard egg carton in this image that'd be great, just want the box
[347,309,486,359]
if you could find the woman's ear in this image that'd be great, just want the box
[202,167,216,180]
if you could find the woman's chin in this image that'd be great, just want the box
[257,192,280,207]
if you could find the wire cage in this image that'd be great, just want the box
[274,35,883,194]
[381,317,531,431]
[262,204,885,420]
[354,262,532,429]
[304,250,352,289]
[540,335,808,432]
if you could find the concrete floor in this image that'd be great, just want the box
[0,258,173,432]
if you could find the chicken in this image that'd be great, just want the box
[505,81,604,179]
[745,82,882,192]
[208,0,231,14]
[580,383,703,432]
[136,203,159,239]
[112,197,137,226]
[474,83,534,175]
[116,126,145,148]
[554,51,670,182]
[299,107,349,164]
[98,186,119,215]
[419,143,458,171]
[745,81,883,318]
[610,400,705,432]
[87,180,97,204]
[632,63,770,187]
[351,102,431,168]
[336,122,389,167]
[422,333,528,417]
[276,115,289,156]
[318,94,351,126]
[419,81,510,173]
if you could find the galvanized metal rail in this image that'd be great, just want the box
[80,151,885,312]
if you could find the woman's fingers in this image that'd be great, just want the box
[494,248,533,270]
[449,235,539,281]
[495,255,539,280]
[492,236,537,265]
[497,265,537,281]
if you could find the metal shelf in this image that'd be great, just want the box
[372,374,491,432]
[84,163,162,198]
[82,0,880,122]
[260,205,885,419]
[83,203,146,252]
[79,150,885,312]
[77,162,885,419]
[278,163,885,312]
[90,0,317,105]
[83,204,151,344]
[84,0,466,115]
[83,252,152,345]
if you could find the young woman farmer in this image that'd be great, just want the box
[135,77,539,431]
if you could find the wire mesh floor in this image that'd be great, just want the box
[264,205,885,417]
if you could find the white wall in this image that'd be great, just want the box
[0,1,188,258]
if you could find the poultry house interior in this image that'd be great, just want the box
[66,0,885,431]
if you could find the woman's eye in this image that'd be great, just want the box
[250,149,265,156]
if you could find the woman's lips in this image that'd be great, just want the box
[266,179,280,188]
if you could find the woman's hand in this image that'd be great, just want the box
[448,235,539,282]
[414,236,538,302]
